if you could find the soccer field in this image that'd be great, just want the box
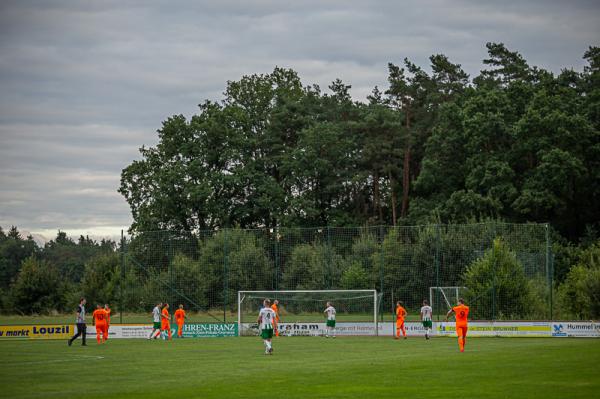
[1,337,599,399]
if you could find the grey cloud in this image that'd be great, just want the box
[0,0,598,237]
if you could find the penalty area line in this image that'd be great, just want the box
[6,354,105,365]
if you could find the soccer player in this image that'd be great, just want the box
[324,302,336,338]
[271,299,280,337]
[395,301,407,339]
[92,304,108,344]
[446,298,469,352]
[104,304,111,341]
[174,304,186,338]
[420,300,433,340]
[68,297,87,346]
[161,303,172,340]
[257,299,276,354]
[148,301,162,340]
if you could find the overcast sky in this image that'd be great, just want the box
[0,0,598,241]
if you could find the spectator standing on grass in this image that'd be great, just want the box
[68,297,87,346]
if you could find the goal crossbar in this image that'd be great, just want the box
[237,289,379,336]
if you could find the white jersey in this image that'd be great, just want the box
[258,307,276,330]
[325,306,336,320]
[153,306,161,323]
[420,305,432,321]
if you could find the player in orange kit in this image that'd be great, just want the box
[92,304,108,344]
[103,304,111,341]
[161,303,172,340]
[395,301,407,339]
[446,298,470,352]
[174,304,186,338]
[271,299,280,337]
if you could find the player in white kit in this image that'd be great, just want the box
[148,301,163,340]
[324,302,336,338]
[257,299,277,355]
[420,300,433,340]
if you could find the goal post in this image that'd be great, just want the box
[238,290,380,336]
[429,286,466,318]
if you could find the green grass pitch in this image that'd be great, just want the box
[1,337,599,398]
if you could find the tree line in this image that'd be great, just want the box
[119,43,599,242]
[1,224,598,320]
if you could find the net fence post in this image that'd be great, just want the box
[168,232,173,324]
[120,229,124,324]
[546,223,552,320]
[327,226,332,289]
[237,290,241,336]
[374,289,378,336]
[435,224,441,322]
[492,223,497,322]
[378,225,384,322]
[274,227,279,291]
[223,229,229,323]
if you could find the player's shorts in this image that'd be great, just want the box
[326,319,336,328]
[422,320,432,328]
[261,328,274,339]
[95,323,106,331]
[153,322,161,330]
[396,320,405,327]
[161,323,170,330]
[456,325,468,337]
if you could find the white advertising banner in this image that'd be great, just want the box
[86,324,153,339]
[551,322,600,337]
[436,321,551,337]
[242,322,385,336]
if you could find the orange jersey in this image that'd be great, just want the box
[174,309,186,323]
[105,308,111,324]
[452,305,469,326]
[161,308,170,324]
[93,309,108,324]
[396,306,407,321]
[271,304,279,320]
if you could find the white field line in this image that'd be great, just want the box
[6,354,105,365]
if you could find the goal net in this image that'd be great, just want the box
[238,290,380,336]
[429,286,467,317]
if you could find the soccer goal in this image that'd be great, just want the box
[429,286,466,315]
[238,290,380,336]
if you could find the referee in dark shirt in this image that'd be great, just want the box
[68,297,87,346]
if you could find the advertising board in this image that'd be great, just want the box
[85,323,237,338]
[551,322,600,337]
[178,323,237,338]
[0,324,73,339]
[436,322,551,337]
